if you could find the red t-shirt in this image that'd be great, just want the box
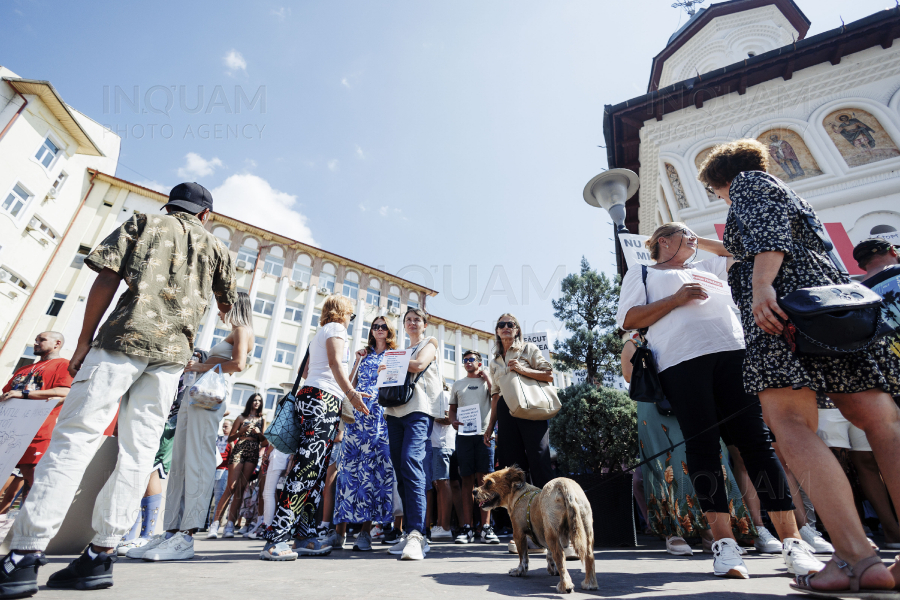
[4,358,73,442]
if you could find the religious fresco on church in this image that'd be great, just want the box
[824,109,900,167]
[694,148,718,202]
[664,163,690,209]
[757,129,823,183]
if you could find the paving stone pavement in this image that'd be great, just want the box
[29,534,899,599]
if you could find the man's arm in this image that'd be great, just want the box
[69,268,122,377]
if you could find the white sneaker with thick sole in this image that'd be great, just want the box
[799,524,834,554]
[712,539,749,579]
[388,534,409,555]
[223,521,235,538]
[144,532,195,561]
[125,534,166,559]
[401,531,426,560]
[666,536,693,556]
[783,538,826,576]
[370,524,385,540]
[431,526,452,539]
[754,528,782,554]
[206,520,220,539]
[116,538,149,556]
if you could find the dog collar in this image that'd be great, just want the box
[513,490,542,549]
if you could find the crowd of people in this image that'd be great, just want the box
[0,138,899,599]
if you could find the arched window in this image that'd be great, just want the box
[342,270,360,300]
[319,262,336,294]
[237,237,259,264]
[388,285,401,312]
[231,383,257,407]
[408,291,419,310]
[212,227,231,242]
[366,278,381,305]
[265,388,283,411]
[263,246,284,276]
[871,225,898,235]
[292,253,313,285]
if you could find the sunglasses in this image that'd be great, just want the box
[496,321,517,329]
[371,323,389,332]
[462,357,479,364]
[349,313,356,322]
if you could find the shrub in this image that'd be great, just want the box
[549,383,637,475]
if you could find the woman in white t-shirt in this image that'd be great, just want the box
[616,222,818,580]
[260,294,370,560]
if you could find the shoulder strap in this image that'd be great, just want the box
[639,266,650,337]
[290,345,312,397]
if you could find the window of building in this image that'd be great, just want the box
[265,387,282,410]
[292,263,312,285]
[284,300,303,323]
[71,245,91,269]
[311,309,322,329]
[361,321,372,341]
[212,226,231,243]
[253,336,265,359]
[231,383,256,407]
[263,254,284,277]
[274,342,296,365]
[14,345,37,372]
[2,184,32,219]
[34,136,61,169]
[46,293,67,317]
[51,171,68,193]
[404,333,411,347]
[481,353,491,366]
[253,293,275,316]
[443,343,456,362]
[387,294,400,312]
[2,269,29,290]
[347,319,354,338]
[445,378,455,387]
[342,279,359,300]
[211,328,229,347]
[34,220,58,241]
[236,246,258,265]
[319,273,335,294]
[407,299,419,310]
[366,287,381,306]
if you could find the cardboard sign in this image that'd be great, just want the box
[0,399,56,480]
[619,233,654,268]
[691,272,729,295]
[523,332,551,360]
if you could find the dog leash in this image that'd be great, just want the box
[574,402,758,497]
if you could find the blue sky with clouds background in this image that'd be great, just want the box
[2,0,891,337]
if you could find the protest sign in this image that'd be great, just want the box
[619,233,654,268]
[523,331,551,360]
[376,349,412,387]
[456,404,482,436]
[0,399,56,482]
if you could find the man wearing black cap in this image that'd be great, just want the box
[856,236,900,359]
[0,183,236,598]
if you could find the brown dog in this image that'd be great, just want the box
[474,466,598,593]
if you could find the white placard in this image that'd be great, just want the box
[376,349,413,388]
[690,272,729,295]
[523,331,551,361]
[572,369,588,385]
[0,399,56,478]
[456,404,482,436]
[619,233,654,268]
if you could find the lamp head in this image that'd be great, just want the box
[583,169,640,233]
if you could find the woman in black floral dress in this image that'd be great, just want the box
[699,139,900,597]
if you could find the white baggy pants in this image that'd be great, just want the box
[162,396,227,531]
[12,348,182,550]
[262,448,291,526]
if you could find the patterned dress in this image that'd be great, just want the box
[724,170,900,395]
[334,351,395,525]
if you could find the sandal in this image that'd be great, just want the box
[259,541,298,561]
[790,554,899,598]
[293,537,332,556]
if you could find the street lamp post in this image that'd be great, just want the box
[583,169,640,275]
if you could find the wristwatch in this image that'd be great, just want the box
[22,390,29,399]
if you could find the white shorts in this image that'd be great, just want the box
[817,408,871,451]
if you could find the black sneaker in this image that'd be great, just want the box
[455,525,474,544]
[0,552,47,599]
[46,548,116,591]
[382,528,403,545]
[481,525,500,544]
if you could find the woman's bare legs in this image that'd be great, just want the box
[761,386,892,592]
[771,443,808,528]
[213,461,242,523]
[227,462,255,524]
[850,450,900,543]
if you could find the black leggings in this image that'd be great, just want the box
[496,398,553,488]
[658,349,794,515]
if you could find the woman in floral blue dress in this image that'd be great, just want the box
[333,315,397,551]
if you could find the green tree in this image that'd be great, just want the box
[552,257,624,386]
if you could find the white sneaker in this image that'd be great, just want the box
[116,537,148,556]
[431,526,452,539]
[783,538,826,576]
[388,533,409,555]
[754,528,782,554]
[712,539,749,579]
[370,524,385,540]
[401,531,426,560]
[799,524,834,554]
[144,532,195,561]
[507,538,547,554]
[206,520,220,539]
[666,536,693,556]
[223,521,235,538]
[237,524,250,535]
[321,529,346,549]
[125,534,166,559]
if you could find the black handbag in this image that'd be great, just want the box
[377,341,432,408]
[733,183,889,356]
[629,265,670,411]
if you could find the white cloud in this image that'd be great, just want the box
[271,7,290,20]
[211,174,316,245]
[378,206,388,217]
[244,158,257,169]
[134,179,169,193]
[327,159,339,172]
[341,78,351,89]
[358,203,366,212]
[224,49,247,75]
[177,153,223,179]
[355,145,366,159]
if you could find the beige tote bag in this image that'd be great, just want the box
[499,370,561,420]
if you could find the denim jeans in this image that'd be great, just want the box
[209,468,229,524]
[386,412,434,535]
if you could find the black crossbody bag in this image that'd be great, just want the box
[629,265,674,416]
[733,186,889,356]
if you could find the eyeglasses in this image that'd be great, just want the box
[496,321,517,329]
[462,357,479,364]
[371,324,389,332]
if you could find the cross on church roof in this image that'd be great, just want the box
[671,0,706,17]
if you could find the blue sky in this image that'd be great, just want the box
[2,0,890,337]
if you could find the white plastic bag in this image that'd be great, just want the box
[189,364,229,411]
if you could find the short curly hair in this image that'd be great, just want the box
[697,138,770,189]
